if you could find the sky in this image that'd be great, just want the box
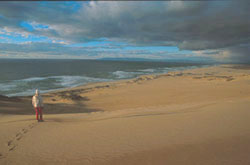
[0,1,249,63]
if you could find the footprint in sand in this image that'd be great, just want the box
[7,139,17,152]
[9,145,16,151]
[15,133,23,141]
[7,140,12,147]
[16,133,21,137]
[29,124,34,129]
[22,128,28,134]
[5,122,37,154]
[0,153,5,159]
[16,136,22,141]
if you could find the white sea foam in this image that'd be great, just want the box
[7,89,37,97]
[53,75,110,87]
[0,83,16,91]
[16,77,48,82]
[2,75,111,97]
[138,68,156,73]
[0,77,49,93]
[1,65,209,97]
[112,65,204,80]
[112,71,142,79]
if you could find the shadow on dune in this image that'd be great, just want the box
[0,95,102,115]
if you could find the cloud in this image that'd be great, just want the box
[0,42,98,58]
[0,42,210,61]
[0,1,249,62]
[222,44,250,63]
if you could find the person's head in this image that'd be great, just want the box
[35,89,40,96]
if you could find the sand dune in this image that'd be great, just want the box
[1,64,250,164]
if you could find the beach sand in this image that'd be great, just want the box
[1,64,250,164]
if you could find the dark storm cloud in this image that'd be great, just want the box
[0,1,249,61]
[224,44,250,63]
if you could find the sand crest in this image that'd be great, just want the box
[1,64,250,164]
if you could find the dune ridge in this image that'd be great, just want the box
[1,64,250,164]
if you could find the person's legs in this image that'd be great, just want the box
[39,107,43,121]
[35,107,39,121]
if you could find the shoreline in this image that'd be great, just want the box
[44,63,248,100]
[1,63,212,98]
[1,64,250,164]
[0,63,249,113]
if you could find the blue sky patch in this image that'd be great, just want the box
[20,21,34,32]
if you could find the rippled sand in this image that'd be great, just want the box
[1,64,250,165]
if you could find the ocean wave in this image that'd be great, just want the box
[0,75,111,96]
[112,65,204,80]
[112,71,142,79]
[0,65,209,97]
[7,89,38,97]
[0,83,17,91]
[16,77,48,82]
[138,68,157,73]
[52,75,110,87]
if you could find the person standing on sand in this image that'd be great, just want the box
[32,89,44,122]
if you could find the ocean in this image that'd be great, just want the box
[0,59,209,96]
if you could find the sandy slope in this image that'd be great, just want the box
[1,64,250,164]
